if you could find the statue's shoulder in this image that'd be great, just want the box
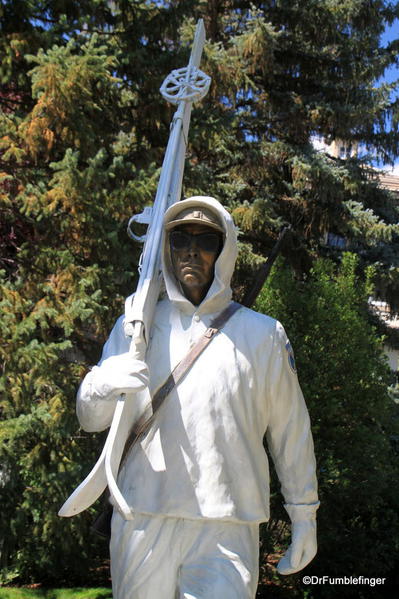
[235,302,278,332]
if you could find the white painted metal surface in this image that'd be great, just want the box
[59,20,211,519]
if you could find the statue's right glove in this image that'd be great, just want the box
[89,353,149,400]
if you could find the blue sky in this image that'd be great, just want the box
[381,20,399,85]
[380,20,399,171]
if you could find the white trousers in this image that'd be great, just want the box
[110,512,259,599]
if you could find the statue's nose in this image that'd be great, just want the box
[186,241,199,257]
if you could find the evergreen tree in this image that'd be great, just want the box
[256,255,399,597]
[1,0,399,589]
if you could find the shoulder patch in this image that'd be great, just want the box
[285,341,297,374]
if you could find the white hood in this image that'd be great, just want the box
[162,196,238,315]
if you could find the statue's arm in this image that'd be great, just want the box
[76,315,148,432]
[265,321,319,574]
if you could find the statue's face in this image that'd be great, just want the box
[169,223,223,305]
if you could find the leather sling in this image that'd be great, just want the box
[92,300,241,537]
[124,300,241,460]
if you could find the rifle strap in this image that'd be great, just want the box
[120,300,241,470]
[92,300,241,538]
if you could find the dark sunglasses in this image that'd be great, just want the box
[169,230,223,253]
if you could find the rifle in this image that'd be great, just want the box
[242,226,291,308]
[59,20,211,520]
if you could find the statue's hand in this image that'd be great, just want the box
[277,519,317,575]
[90,354,149,400]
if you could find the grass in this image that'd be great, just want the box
[0,589,112,599]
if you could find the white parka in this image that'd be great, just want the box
[77,196,319,523]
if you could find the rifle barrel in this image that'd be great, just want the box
[242,226,291,308]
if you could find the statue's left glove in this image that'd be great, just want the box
[277,503,319,575]
[89,354,149,400]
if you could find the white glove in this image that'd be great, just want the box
[277,504,318,575]
[89,353,149,400]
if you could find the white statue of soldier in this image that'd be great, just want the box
[77,196,319,599]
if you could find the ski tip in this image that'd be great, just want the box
[58,502,77,518]
[58,496,86,518]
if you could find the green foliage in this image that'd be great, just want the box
[0,6,149,584]
[256,254,399,597]
[22,36,120,161]
[0,589,112,599]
